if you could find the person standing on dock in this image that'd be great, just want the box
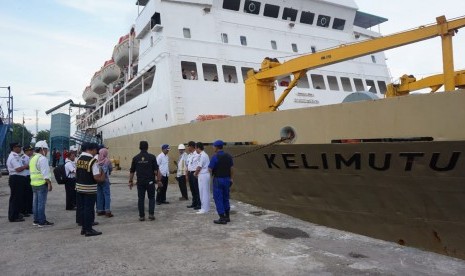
[129,141,161,221]
[175,144,189,201]
[186,141,201,210]
[76,143,105,236]
[7,142,28,222]
[209,140,234,224]
[64,150,77,211]
[156,144,170,205]
[194,142,210,214]
[21,145,34,216]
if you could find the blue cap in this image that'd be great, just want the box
[162,144,170,150]
[213,140,224,147]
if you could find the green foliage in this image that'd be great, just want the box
[11,123,33,146]
[36,130,50,143]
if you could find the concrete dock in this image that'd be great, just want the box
[1,169,465,275]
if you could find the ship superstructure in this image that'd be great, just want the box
[78,0,389,139]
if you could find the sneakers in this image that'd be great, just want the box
[148,215,155,221]
[37,221,54,227]
[33,221,39,226]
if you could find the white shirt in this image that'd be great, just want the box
[176,152,187,177]
[196,151,210,174]
[64,158,76,178]
[20,154,31,176]
[7,151,23,176]
[157,152,169,177]
[187,151,199,172]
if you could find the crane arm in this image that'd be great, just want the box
[245,15,465,115]
[386,70,465,97]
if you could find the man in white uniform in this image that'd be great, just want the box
[156,144,170,205]
[194,142,210,214]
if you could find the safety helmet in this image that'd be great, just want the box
[178,144,186,150]
[35,140,49,149]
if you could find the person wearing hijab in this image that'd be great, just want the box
[96,147,113,217]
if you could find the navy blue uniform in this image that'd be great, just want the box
[209,151,233,216]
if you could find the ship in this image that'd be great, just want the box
[76,0,465,259]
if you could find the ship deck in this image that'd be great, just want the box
[1,170,464,275]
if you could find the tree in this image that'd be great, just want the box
[11,123,33,146]
[36,130,50,143]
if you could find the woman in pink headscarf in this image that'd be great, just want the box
[96,147,114,217]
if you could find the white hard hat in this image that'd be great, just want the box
[178,144,186,150]
[35,140,49,149]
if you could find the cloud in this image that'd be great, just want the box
[33,91,74,97]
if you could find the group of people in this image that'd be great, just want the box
[7,141,114,237]
[7,138,234,238]
[51,148,69,167]
[130,139,234,225]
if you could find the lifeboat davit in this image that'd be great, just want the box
[90,70,106,94]
[101,59,121,85]
[112,34,140,69]
[82,86,98,104]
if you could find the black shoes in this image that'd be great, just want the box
[77,221,99,227]
[9,218,25,222]
[38,221,54,227]
[214,214,228,225]
[187,205,194,208]
[193,206,201,210]
[162,201,170,204]
[139,217,145,221]
[85,229,102,237]
[156,202,162,205]
[148,215,155,221]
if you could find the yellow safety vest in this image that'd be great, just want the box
[30,154,46,186]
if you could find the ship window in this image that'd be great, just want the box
[332,18,345,30]
[241,67,253,83]
[354,78,365,91]
[263,4,279,18]
[240,36,247,46]
[181,61,198,80]
[151,12,161,28]
[327,76,339,91]
[223,0,240,11]
[183,28,191,38]
[282,7,297,21]
[221,33,228,43]
[311,46,316,53]
[296,74,310,88]
[202,63,218,82]
[377,81,387,94]
[311,74,326,90]
[366,79,377,93]
[300,11,315,25]
[317,15,331,28]
[222,65,238,83]
[244,0,261,15]
[371,55,376,63]
[271,40,277,50]
[291,43,298,52]
[341,77,353,92]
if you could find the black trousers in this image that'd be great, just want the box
[137,182,155,217]
[76,193,96,231]
[176,175,188,199]
[65,178,77,210]
[8,175,27,221]
[156,176,169,203]
[188,171,201,208]
[22,175,33,214]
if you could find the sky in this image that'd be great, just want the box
[0,0,464,135]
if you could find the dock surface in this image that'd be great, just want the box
[1,170,465,275]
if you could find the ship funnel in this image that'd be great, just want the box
[280,126,296,144]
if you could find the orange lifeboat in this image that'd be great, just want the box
[90,70,106,94]
[112,33,140,69]
[101,59,121,85]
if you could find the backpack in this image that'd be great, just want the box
[53,164,67,185]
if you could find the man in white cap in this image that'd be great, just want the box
[175,144,188,201]
[29,140,54,227]
[156,144,170,205]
